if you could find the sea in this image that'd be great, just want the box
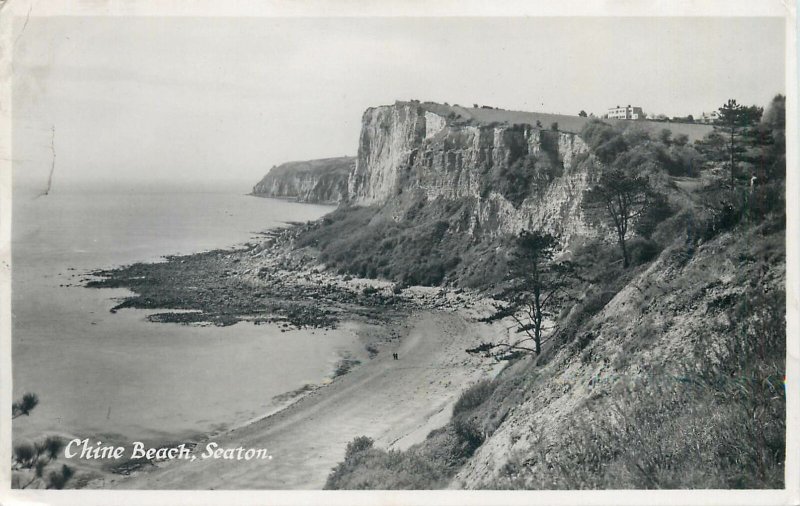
[11,186,360,448]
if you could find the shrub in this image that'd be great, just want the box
[333,357,361,377]
[452,416,484,449]
[345,436,374,457]
[13,444,36,468]
[452,380,496,416]
[627,238,662,265]
[579,120,627,164]
[325,437,449,489]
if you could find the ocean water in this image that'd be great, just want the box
[11,188,358,447]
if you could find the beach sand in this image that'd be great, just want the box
[99,310,502,489]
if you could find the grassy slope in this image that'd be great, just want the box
[295,196,512,288]
[253,156,355,194]
[266,156,355,177]
[409,101,713,142]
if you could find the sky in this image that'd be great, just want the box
[12,16,786,192]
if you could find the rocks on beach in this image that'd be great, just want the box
[85,225,496,332]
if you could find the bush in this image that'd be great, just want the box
[628,238,662,265]
[13,444,36,468]
[325,436,451,489]
[579,120,627,164]
[452,416,484,449]
[345,436,374,457]
[452,380,496,416]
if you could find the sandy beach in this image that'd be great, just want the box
[93,310,501,489]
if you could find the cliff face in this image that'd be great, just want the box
[347,102,596,241]
[253,157,355,204]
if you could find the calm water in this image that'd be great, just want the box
[12,189,358,447]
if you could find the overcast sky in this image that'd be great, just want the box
[12,16,785,192]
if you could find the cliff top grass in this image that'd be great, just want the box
[265,156,355,178]
[395,100,713,142]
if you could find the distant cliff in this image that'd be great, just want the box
[252,157,355,204]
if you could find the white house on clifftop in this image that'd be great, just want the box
[607,105,645,120]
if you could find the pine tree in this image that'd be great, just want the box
[11,393,74,489]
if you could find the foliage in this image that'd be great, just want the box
[12,393,39,419]
[579,120,628,164]
[295,199,509,288]
[580,119,700,177]
[704,99,764,195]
[474,231,577,357]
[452,380,497,416]
[634,191,673,238]
[626,238,662,265]
[691,95,785,240]
[582,169,656,267]
[11,395,74,489]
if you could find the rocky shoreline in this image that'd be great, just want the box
[86,222,492,331]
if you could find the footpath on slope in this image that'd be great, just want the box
[104,311,500,489]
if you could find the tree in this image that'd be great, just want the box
[579,110,588,117]
[550,122,559,131]
[11,393,74,489]
[714,99,763,197]
[471,231,575,358]
[12,393,39,418]
[582,169,653,268]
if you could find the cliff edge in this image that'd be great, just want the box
[252,156,355,204]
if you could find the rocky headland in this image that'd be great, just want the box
[251,156,354,204]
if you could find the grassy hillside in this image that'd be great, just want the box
[262,156,354,178]
[408,101,713,142]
